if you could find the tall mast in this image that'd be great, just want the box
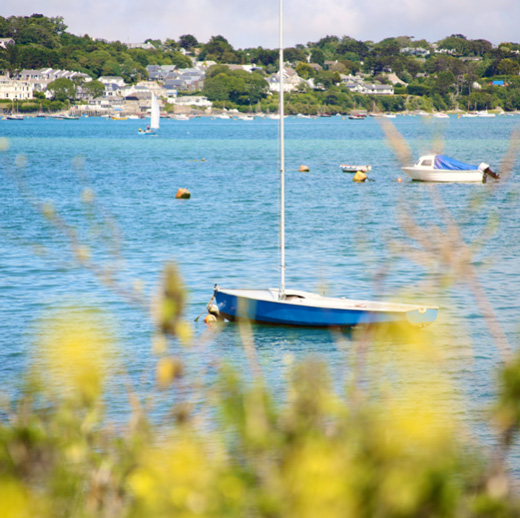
[279,0,286,298]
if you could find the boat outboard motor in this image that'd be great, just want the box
[479,162,500,183]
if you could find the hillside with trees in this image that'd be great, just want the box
[2,14,520,114]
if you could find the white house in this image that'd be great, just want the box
[98,76,127,88]
[363,84,394,95]
[268,67,309,92]
[174,96,212,108]
[125,42,156,51]
[122,81,166,98]
[0,76,34,100]
[0,38,14,49]
[15,68,92,99]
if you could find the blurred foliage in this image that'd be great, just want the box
[2,304,520,517]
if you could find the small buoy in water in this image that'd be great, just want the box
[202,158,206,161]
[397,177,402,183]
[176,188,191,199]
[204,304,221,324]
[204,314,217,324]
[208,304,220,317]
[299,165,310,172]
[352,171,367,182]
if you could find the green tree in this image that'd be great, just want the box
[433,70,456,95]
[316,35,339,48]
[437,34,470,55]
[250,47,277,67]
[17,44,60,68]
[203,68,268,105]
[165,51,192,69]
[295,62,315,80]
[47,77,76,101]
[407,83,430,96]
[338,59,360,74]
[101,60,122,76]
[468,90,493,110]
[284,47,307,63]
[469,39,492,56]
[8,14,65,48]
[88,50,112,77]
[497,58,520,76]
[82,80,105,99]
[314,70,340,88]
[310,48,325,66]
[337,37,369,58]
[179,34,198,50]
[425,55,466,76]
[203,35,235,62]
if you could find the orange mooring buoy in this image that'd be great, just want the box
[176,188,191,199]
[204,314,217,324]
[299,165,310,172]
[397,177,402,183]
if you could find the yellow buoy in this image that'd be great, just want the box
[299,165,310,172]
[352,171,367,182]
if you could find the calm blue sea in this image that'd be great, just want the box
[1,114,520,472]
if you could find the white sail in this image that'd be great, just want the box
[150,92,160,130]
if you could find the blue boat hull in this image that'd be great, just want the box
[214,289,438,328]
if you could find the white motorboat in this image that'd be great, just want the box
[402,153,498,183]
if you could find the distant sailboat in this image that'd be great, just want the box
[6,99,24,120]
[209,0,438,328]
[139,92,160,135]
[150,92,160,130]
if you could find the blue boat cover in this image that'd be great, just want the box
[434,154,478,170]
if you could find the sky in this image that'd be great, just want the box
[1,0,519,50]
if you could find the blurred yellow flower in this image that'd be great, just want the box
[282,438,355,518]
[175,319,193,347]
[81,187,95,204]
[0,478,32,518]
[37,308,114,403]
[128,435,222,516]
[156,357,183,389]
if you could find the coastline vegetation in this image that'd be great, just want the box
[2,15,520,114]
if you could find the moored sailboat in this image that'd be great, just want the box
[209,0,438,328]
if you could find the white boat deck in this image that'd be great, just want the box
[219,288,435,313]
